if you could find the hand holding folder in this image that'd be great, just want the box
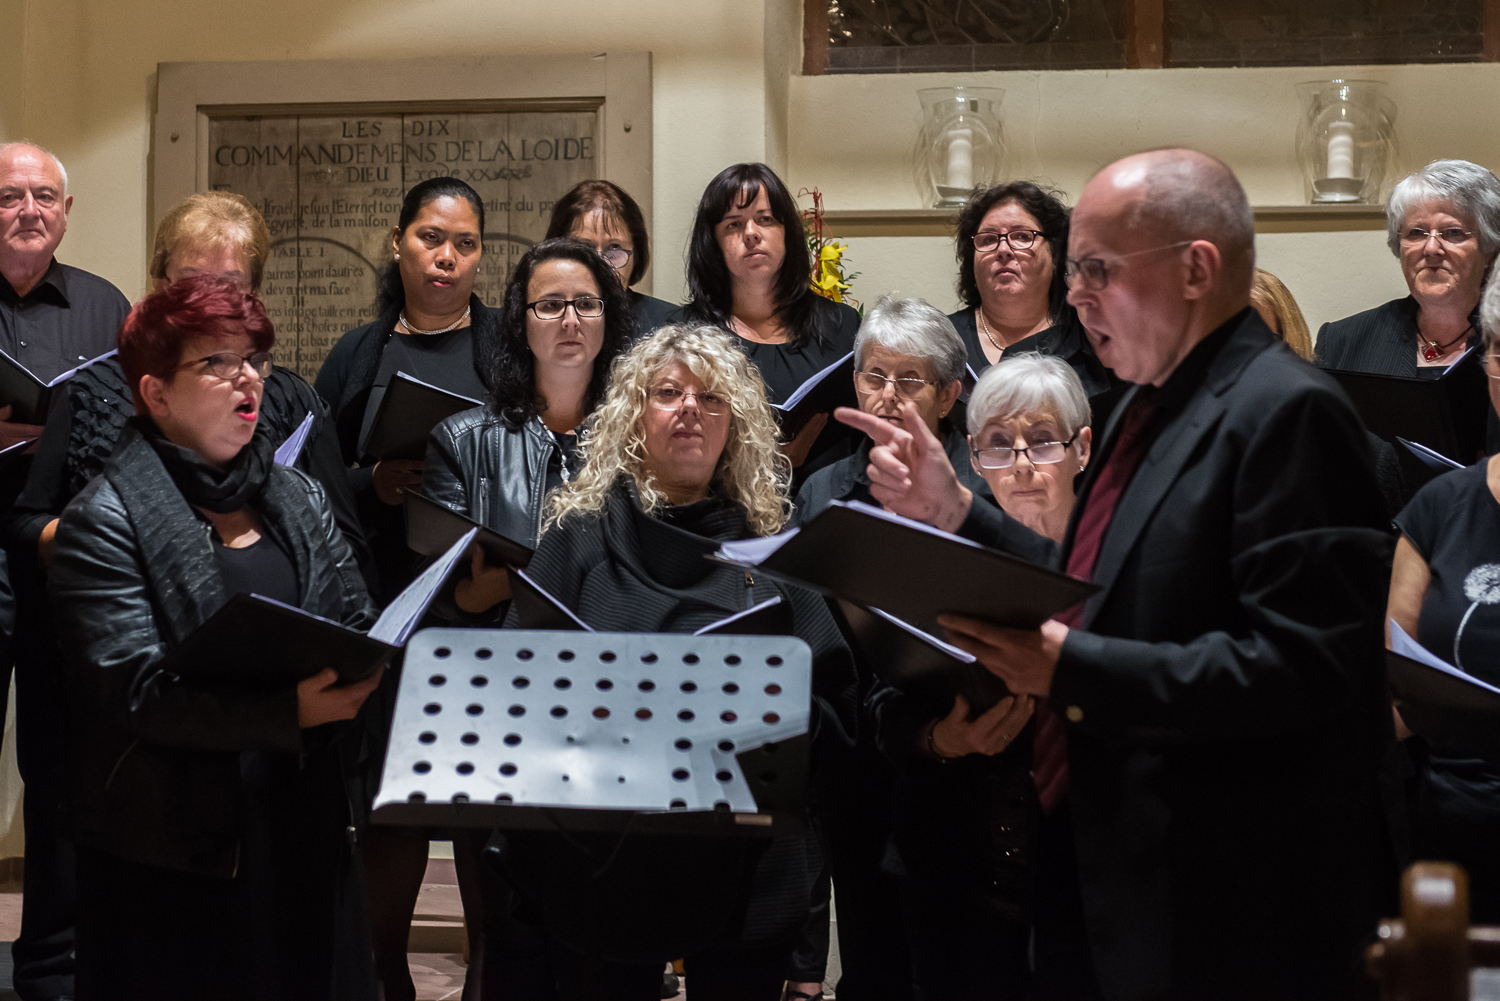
[164,529,476,686]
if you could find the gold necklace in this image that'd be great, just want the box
[398,305,471,336]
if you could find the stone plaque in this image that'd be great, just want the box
[208,109,598,380]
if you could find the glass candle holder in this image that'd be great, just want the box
[913,87,1006,209]
[1294,80,1397,205]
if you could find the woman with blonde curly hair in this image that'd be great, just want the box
[491,323,858,1001]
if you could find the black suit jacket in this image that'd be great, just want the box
[960,309,1395,1000]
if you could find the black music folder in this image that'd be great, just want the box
[771,352,856,438]
[363,372,483,461]
[1395,436,1467,495]
[405,490,534,569]
[166,529,475,685]
[712,500,1096,638]
[1328,349,1490,463]
[0,348,116,425]
[693,596,793,636]
[1386,634,1500,760]
[834,598,1011,713]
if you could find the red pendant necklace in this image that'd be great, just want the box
[1421,323,1472,362]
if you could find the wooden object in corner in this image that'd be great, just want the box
[803,0,829,75]
[1486,0,1500,61]
[1125,0,1167,69]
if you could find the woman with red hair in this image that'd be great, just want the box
[47,274,382,1001]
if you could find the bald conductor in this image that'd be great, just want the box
[839,150,1395,999]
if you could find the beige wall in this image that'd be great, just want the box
[4,0,778,305]
[6,2,1496,335]
[788,64,1500,334]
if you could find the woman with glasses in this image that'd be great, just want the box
[417,236,634,1000]
[950,182,1121,428]
[421,236,633,622]
[793,294,989,524]
[48,275,383,1000]
[488,323,857,1000]
[545,179,679,337]
[1385,276,1500,920]
[313,176,495,1001]
[682,163,862,479]
[966,353,1092,542]
[1317,160,1500,376]
[855,352,1090,1000]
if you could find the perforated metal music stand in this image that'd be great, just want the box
[372,628,812,836]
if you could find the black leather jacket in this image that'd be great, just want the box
[48,426,376,877]
[422,406,571,555]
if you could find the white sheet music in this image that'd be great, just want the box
[273,412,316,467]
[716,529,800,565]
[1390,618,1500,695]
[370,529,477,646]
[772,351,854,412]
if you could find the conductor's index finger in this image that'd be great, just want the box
[835,406,899,445]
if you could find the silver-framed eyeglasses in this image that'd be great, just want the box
[1487,352,1500,379]
[1400,227,1474,248]
[972,430,1080,469]
[599,246,633,270]
[1064,240,1194,291]
[646,386,730,416]
[174,350,273,381]
[528,296,605,320]
[854,371,938,400]
[973,229,1044,253]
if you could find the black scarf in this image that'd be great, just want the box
[131,415,274,514]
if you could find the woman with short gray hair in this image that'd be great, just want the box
[966,353,1092,542]
[791,294,988,525]
[1317,159,1500,375]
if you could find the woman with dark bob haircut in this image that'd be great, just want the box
[545,179,679,336]
[313,175,496,1001]
[682,162,862,479]
[950,181,1123,428]
[49,274,383,1001]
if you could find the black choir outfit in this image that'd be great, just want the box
[48,419,378,1001]
[0,257,128,1001]
[955,310,1395,999]
[1393,460,1500,921]
[684,295,863,482]
[491,475,857,999]
[1316,295,1500,459]
[629,289,678,338]
[313,294,492,604]
[949,305,1126,430]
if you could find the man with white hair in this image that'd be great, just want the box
[0,142,128,452]
[839,149,1395,999]
[0,141,127,1001]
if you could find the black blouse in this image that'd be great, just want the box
[949,305,1126,431]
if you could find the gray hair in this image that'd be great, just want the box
[1480,272,1500,354]
[0,142,68,194]
[1386,159,1500,257]
[967,353,1090,438]
[853,294,967,387]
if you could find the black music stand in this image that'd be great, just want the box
[372,628,811,836]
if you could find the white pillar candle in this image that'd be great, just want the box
[947,127,973,191]
[1326,121,1355,180]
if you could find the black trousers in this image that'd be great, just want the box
[10,591,74,1001]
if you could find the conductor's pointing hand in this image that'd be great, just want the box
[835,401,973,533]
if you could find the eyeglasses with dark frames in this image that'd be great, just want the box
[173,351,273,381]
[645,386,730,416]
[972,430,1080,469]
[1063,240,1195,292]
[1400,227,1474,248]
[854,371,938,400]
[528,296,606,320]
[599,246,633,270]
[973,230,1044,254]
